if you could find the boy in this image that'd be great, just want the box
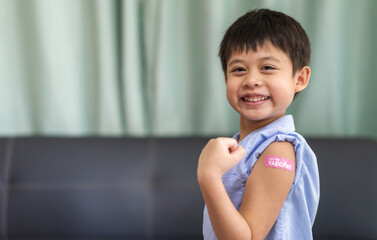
[197,9,319,240]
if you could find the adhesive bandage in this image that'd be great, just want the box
[265,155,294,172]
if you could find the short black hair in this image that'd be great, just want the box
[219,9,311,75]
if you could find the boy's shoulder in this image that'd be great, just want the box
[238,115,297,145]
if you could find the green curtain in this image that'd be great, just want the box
[0,0,376,138]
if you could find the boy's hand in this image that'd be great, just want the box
[197,138,246,181]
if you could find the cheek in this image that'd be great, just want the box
[270,87,295,106]
[226,83,238,105]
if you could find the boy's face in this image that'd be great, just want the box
[225,42,309,128]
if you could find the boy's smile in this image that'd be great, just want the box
[241,95,270,105]
[225,42,310,138]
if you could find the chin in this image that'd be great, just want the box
[242,115,269,123]
[241,113,284,124]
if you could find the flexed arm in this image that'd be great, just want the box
[197,138,295,240]
[197,137,251,239]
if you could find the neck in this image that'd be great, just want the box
[238,114,285,142]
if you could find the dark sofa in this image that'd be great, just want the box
[0,137,376,240]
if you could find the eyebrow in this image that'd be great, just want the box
[228,55,281,67]
[260,56,281,63]
[227,59,244,67]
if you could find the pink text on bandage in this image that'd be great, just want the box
[265,155,294,172]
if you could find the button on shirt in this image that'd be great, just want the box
[203,115,320,240]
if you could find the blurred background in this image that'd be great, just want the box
[0,0,376,138]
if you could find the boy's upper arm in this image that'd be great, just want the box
[239,141,296,240]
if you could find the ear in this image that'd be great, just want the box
[224,72,228,83]
[294,66,311,93]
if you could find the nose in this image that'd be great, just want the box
[242,73,263,88]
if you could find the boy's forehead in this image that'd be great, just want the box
[228,42,288,62]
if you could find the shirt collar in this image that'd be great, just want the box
[233,115,296,142]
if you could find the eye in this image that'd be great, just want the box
[230,67,246,73]
[261,65,276,71]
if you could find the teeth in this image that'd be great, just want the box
[244,96,268,102]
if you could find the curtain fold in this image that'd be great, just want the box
[0,0,376,138]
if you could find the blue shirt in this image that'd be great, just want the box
[203,115,320,240]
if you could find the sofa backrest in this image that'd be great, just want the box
[308,138,377,239]
[0,137,207,239]
[0,137,376,239]
[0,139,8,238]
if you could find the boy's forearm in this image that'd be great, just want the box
[198,174,252,240]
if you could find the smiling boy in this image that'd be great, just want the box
[197,9,320,240]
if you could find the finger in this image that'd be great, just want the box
[216,137,239,149]
[230,145,246,160]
